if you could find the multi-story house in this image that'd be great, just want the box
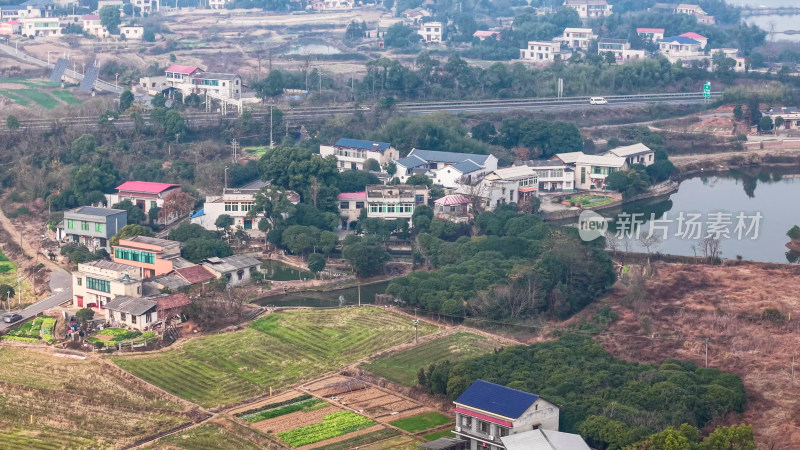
[20,16,60,36]
[192,180,299,232]
[103,293,191,331]
[337,185,429,228]
[72,260,143,309]
[675,4,714,24]
[559,27,597,51]
[0,20,22,34]
[469,161,573,210]
[433,159,490,189]
[208,0,230,8]
[433,194,472,223]
[319,138,399,172]
[636,27,664,42]
[394,149,498,184]
[82,14,108,37]
[112,236,184,279]
[500,429,591,449]
[605,143,655,166]
[680,32,707,49]
[519,40,562,62]
[762,107,800,130]
[56,206,127,251]
[563,0,613,18]
[418,21,442,43]
[553,151,627,190]
[658,35,703,63]
[132,0,158,14]
[597,38,645,62]
[0,5,42,20]
[105,181,181,214]
[453,380,560,450]
[310,0,353,10]
[138,65,243,100]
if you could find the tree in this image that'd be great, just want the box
[151,93,166,108]
[318,230,338,254]
[148,206,160,226]
[345,20,366,40]
[788,225,800,240]
[168,222,217,242]
[732,104,743,120]
[337,170,380,193]
[119,90,134,111]
[68,134,98,163]
[99,5,121,34]
[215,214,234,231]
[164,109,185,137]
[307,253,326,277]
[774,116,785,129]
[759,115,773,132]
[70,159,119,204]
[385,161,397,176]
[281,225,320,256]
[342,236,389,278]
[159,190,196,223]
[112,200,147,224]
[646,160,675,182]
[181,238,233,263]
[0,284,14,303]
[700,424,755,450]
[6,115,19,130]
[383,23,421,48]
[110,224,153,246]
[364,158,381,172]
[250,185,296,230]
[143,30,155,42]
[75,308,95,324]
[254,70,285,99]
[470,121,496,142]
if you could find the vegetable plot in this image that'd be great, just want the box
[277,411,374,447]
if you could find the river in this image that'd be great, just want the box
[599,168,800,263]
[740,0,800,42]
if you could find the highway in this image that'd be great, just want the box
[3,92,719,132]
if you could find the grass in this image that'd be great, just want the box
[50,90,82,105]
[0,90,30,106]
[569,195,616,207]
[0,273,36,307]
[277,411,374,447]
[423,429,455,440]
[359,436,423,449]
[240,397,324,423]
[151,423,263,450]
[15,89,59,109]
[243,146,268,157]
[310,428,400,450]
[0,248,16,274]
[362,332,503,386]
[0,348,188,448]
[0,78,59,88]
[113,308,438,408]
[389,412,452,434]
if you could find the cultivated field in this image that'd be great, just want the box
[148,419,280,450]
[0,78,82,110]
[0,349,191,449]
[362,332,504,386]
[113,308,438,408]
[580,262,800,448]
[389,412,452,434]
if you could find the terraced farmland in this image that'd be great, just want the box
[362,332,504,385]
[113,308,438,408]
[150,421,270,450]
[0,348,189,449]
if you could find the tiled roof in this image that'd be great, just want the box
[174,265,216,284]
[395,154,428,169]
[155,293,192,310]
[104,296,157,316]
[123,235,180,247]
[454,380,539,419]
[679,32,706,40]
[473,30,499,37]
[501,429,591,450]
[337,191,367,200]
[68,206,125,217]
[450,159,483,174]
[637,28,664,33]
[434,194,471,206]
[605,143,653,157]
[661,36,700,45]
[554,151,585,164]
[116,181,180,193]
[408,149,491,165]
[202,255,261,273]
[165,64,201,75]
[334,138,392,152]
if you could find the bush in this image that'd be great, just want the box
[762,308,785,324]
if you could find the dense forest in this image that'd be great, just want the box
[417,334,748,450]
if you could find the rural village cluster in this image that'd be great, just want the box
[0,0,799,448]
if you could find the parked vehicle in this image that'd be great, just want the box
[3,313,22,323]
[590,97,608,105]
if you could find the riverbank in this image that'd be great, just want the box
[670,141,800,173]
[540,181,679,221]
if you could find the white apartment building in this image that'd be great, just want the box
[138,65,243,100]
[675,4,715,24]
[82,14,108,37]
[637,27,664,42]
[560,27,597,51]
[132,0,158,14]
[336,185,429,229]
[597,38,645,62]
[72,260,143,309]
[553,151,627,190]
[469,161,573,210]
[563,0,613,18]
[319,138,398,172]
[520,40,562,62]
[20,16,59,36]
[418,21,442,43]
[192,180,299,232]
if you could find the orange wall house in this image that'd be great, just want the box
[112,236,182,279]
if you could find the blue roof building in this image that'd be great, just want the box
[321,138,399,172]
[394,149,499,188]
[453,380,560,449]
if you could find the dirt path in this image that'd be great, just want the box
[0,205,62,274]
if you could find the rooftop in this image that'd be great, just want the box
[115,181,180,194]
[637,27,665,33]
[605,143,653,157]
[449,159,483,174]
[553,151,585,164]
[473,30,500,37]
[434,194,471,206]
[408,149,492,165]
[577,154,627,167]
[419,437,468,449]
[104,296,157,316]
[395,154,428,169]
[337,191,367,201]
[80,259,142,277]
[501,429,591,450]
[155,292,192,310]
[599,38,628,44]
[195,72,239,81]
[119,235,181,249]
[524,160,567,168]
[489,166,536,180]
[202,254,261,273]
[680,31,707,40]
[564,27,594,33]
[661,36,700,45]
[334,138,392,152]
[454,380,540,420]
[174,265,216,284]
[21,0,53,5]
[565,0,608,4]
[66,206,126,217]
[165,64,201,75]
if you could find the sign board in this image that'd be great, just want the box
[703,82,711,99]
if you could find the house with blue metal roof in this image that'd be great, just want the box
[320,138,399,172]
[394,149,498,186]
[453,380,560,450]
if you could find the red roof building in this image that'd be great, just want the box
[473,30,501,41]
[116,181,181,194]
[337,191,367,200]
[173,265,216,284]
[106,181,182,217]
[165,64,202,75]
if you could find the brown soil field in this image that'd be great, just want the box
[574,262,800,449]
[250,403,339,434]
[226,389,305,416]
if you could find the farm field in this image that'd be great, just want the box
[113,308,438,408]
[0,248,15,273]
[303,375,430,421]
[0,348,190,449]
[0,78,82,109]
[309,428,400,450]
[389,412,452,434]
[362,332,504,386]
[148,420,275,450]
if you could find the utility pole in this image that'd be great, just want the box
[358,284,361,307]
[793,353,796,387]
[413,308,418,344]
[17,274,21,310]
[231,139,238,162]
[269,104,273,149]
[704,339,709,368]
[268,48,272,73]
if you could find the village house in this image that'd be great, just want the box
[680,32,707,49]
[604,143,655,166]
[132,0,158,14]
[762,107,800,130]
[500,429,591,450]
[468,161,572,211]
[310,0,353,10]
[473,30,500,41]
[563,0,613,18]
[56,206,127,251]
[553,151,627,190]
[402,7,430,25]
[394,149,498,185]
[519,40,563,63]
[19,16,60,36]
[319,138,399,172]
[636,27,664,42]
[418,21,442,43]
[96,0,124,13]
[597,38,645,62]
[208,0,230,8]
[72,260,143,309]
[112,236,184,279]
[433,194,472,223]
[336,185,429,229]
[559,27,597,51]
[0,20,22,34]
[201,255,262,287]
[119,25,143,39]
[138,65,243,100]
[433,159,491,189]
[103,296,158,331]
[658,35,704,63]
[453,380,561,449]
[105,181,182,215]
[675,3,715,24]
[22,0,54,14]
[192,180,299,232]
[0,5,41,20]
[82,14,108,37]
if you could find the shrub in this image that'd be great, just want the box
[762,308,785,324]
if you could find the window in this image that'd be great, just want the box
[340,201,350,210]
[240,203,253,212]
[67,219,75,229]
[237,270,244,281]
[76,277,82,286]
[145,312,151,323]
[355,201,364,209]
[114,248,155,264]
[81,221,90,231]
[131,315,136,324]
[580,167,586,184]
[86,277,110,293]
[95,223,104,233]
[120,312,126,322]
[461,415,472,427]
[498,426,509,437]
[225,203,239,212]
[150,201,157,210]
[479,420,490,434]
[415,194,425,203]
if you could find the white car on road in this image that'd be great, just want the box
[590,97,608,105]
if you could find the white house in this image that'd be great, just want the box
[105,181,182,214]
[559,28,597,51]
[20,16,59,36]
[119,25,143,39]
[675,4,715,24]
[319,138,398,172]
[337,184,429,229]
[658,35,703,63]
[680,32,707,49]
[520,40,562,62]
[563,0,613,18]
[604,143,655,166]
[201,255,262,288]
[82,14,108,37]
[418,21,442,43]
[433,159,490,189]
[192,180,299,232]
[469,161,573,210]
[637,27,664,42]
[597,38,645,62]
[393,149,498,185]
[762,107,800,130]
[553,151,627,190]
[501,429,591,450]
[138,65,243,100]
[208,0,230,8]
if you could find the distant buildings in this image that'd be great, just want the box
[119,25,143,40]
[201,255,262,288]
[105,181,182,214]
[763,107,800,130]
[138,64,244,101]
[208,0,230,9]
[20,16,59,36]
[337,184,429,229]
[653,3,715,25]
[636,27,664,42]
[56,206,127,251]
[659,35,744,71]
[563,0,613,18]
[0,20,21,34]
[310,0,353,10]
[72,260,143,309]
[553,151,627,190]
[394,149,498,186]
[519,40,563,63]
[112,236,184,279]
[434,194,472,223]
[559,27,597,51]
[418,21,443,43]
[82,14,108,38]
[605,143,655,166]
[192,180,299,232]
[320,138,399,172]
[468,161,574,210]
[597,38,645,62]
[473,30,500,41]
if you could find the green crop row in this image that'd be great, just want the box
[235,394,313,417]
[242,398,324,423]
[277,411,374,447]
[1,336,41,343]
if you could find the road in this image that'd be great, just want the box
[0,270,71,331]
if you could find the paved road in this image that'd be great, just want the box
[0,269,72,331]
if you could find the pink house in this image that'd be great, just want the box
[473,30,500,41]
[0,20,21,35]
